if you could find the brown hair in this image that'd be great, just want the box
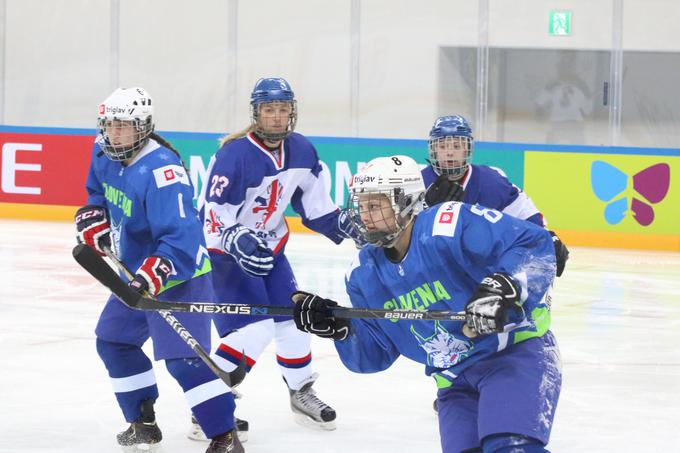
[150,132,188,171]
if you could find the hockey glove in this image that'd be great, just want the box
[465,273,521,335]
[74,205,111,256]
[291,291,350,341]
[424,173,465,207]
[221,224,274,277]
[129,256,173,297]
[549,231,569,277]
[337,209,368,248]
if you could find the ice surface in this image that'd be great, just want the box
[1,219,679,452]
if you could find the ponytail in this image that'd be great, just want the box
[150,132,188,172]
[219,124,255,147]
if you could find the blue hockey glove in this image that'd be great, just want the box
[291,291,350,341]
[221,224,274,277]
[465,273,522,335]
[130,255,173,296]
[337,209,367,248]
[549,231,569,277]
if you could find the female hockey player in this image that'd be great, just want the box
[75,87,242,453]
[291,155,562,453]
[422,115,569,277]
[198,77,363,434]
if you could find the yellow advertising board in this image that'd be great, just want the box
[525,151,679,250]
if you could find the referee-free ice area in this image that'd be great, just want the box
[1,219,678,452]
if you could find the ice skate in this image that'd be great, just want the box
[286,373,336,430]
[116,400,162,452]
[188,415,249,443]
[205,429,244,453]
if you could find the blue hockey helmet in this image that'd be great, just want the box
[250,77,297,142]
[427,115,474,179]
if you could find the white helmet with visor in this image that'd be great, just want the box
[96,87,154,161]
[346,155,426,247]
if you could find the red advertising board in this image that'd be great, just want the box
[0,132,93,206]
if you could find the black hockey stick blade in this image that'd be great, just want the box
[72,243,144,308]
[73,243,247,387]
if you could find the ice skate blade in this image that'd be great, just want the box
[292,412,337,431]
[187,423,209,442]
[188,424,248,443]
[120,443,163,453]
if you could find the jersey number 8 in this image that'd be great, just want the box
[470,204,503,223]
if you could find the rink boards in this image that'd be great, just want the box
[0,125,678,251]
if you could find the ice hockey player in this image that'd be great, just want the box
[76,87,242,453]
[422,115,569,278]
[292,155,562,453]
[195,77,364,438]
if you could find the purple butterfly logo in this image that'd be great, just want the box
[591,161,670,226]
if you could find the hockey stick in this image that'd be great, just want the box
[72,243,246,388]
[73,243,466,323]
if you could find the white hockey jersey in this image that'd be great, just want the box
[199,132,344,255]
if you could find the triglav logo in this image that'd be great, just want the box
[591,161,670,226]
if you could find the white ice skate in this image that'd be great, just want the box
[188,416,249,443]
[287,373,337,430]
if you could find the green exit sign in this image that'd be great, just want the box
[549,11,572,36]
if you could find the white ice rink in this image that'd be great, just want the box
[1,219,679,453]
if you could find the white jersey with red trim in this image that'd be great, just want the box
[198,132,344,255]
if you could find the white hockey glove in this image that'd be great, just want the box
[465,273,522,335]
[221,224,274,277]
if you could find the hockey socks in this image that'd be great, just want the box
[165,357,236,439]
[96,338,158,423]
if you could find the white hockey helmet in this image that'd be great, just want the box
[96,87,154,161]
[346,155,426,247]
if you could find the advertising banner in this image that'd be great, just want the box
[525,151,679,249]
[2,126,676,250]
[0,132,92,207]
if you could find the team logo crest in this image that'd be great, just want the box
[253,180,284,229]
[411,322,472,368]
[591,161,670,226]
[110,215,123,257]
[205,208,225,236]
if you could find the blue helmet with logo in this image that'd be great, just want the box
[250,78,297,142]
[250,78,295,105]
[427,115,474,179]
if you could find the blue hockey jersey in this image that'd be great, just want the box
[199,132,343,254]
[85,139,210,289]
[422,164,545,227]
[336,201,556,388]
